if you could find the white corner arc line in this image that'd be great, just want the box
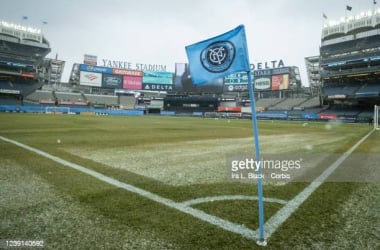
[0,136,258,240]
[263,129,375,239]
[180,195,288,207]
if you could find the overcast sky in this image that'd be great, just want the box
[1,0,376,86]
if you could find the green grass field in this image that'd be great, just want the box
[1,113,379,249]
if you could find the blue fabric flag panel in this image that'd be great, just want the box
[185,25,250,85]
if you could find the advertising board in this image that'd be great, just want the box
[102,74,122,89]
[254,77,271,91]
[271,74,289,90]
[142,71,173,85]
[80,64,112,74]
[123,75,142,90]
[79,71,102,87]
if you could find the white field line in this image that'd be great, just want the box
[0,136,257,240]
[180,195,287,207]
[263,129,375,239]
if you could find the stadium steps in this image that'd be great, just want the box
[269,98,307,111]
[25,90,55,103]
[298,96,320,108]
[52,90,58,103]
[355,83,380,94]
[256,98,283,109]
[81,93,87,102]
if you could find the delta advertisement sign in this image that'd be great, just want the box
[224,67,290,92]
[142,71,173,91]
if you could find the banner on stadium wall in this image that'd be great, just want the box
[113,68,143,76]
[142,83,173,91]
[303,113,318,120]
[79,71,102,87]
[80,64,112,74]
[141,71,174,91]
[254,77,271,91]
[271,74,289,90]
[224,72,249,92]
[218,106,242,112]
[224,72,249,84]
[123,75,142,90]
[102,73,122,89]
[256,112,287,119]
[318,114,337,119]
[83,54,97,66]
[142,71,173,85]
[224,84,248,92]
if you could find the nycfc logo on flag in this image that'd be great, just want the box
[200,41,235,73]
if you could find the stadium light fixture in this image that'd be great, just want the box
[0,20,41,34]
[324,7,380,28]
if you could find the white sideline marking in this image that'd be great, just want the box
[263,129,375,238]
[180,195,287,207]
[0,136,257,240]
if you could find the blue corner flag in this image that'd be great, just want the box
[185,25,267,245]
[185,25,250,85]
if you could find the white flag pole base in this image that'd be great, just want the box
[256,239,267,247]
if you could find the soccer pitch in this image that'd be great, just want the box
[1,113,379,249]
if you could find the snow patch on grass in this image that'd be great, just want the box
[65,134,346,186]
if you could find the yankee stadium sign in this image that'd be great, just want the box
[102,59,167,72]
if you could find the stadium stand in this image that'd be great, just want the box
[55,91,88,106]
[0,20,51,101]
[85,94,118,107]
[319,9,380,112]
[255,98,283,109]
[119,95,136,109]
[323,82,363,96]
[270,98,308,110]
[25,90,55,104]
[2,9,377,122]
[355,83,380,97]
[299,96,320,108]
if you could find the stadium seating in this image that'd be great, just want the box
[323,83,362,96]
[25,90,55,103]
[270,98,308,110]
[255,98,283,108]
[55,92,84,102]
[119,95,136,109]
[355,83,380,97]
[85,94,118,107]
[300,96,320,108]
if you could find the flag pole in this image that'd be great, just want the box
[247,69,266,246]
